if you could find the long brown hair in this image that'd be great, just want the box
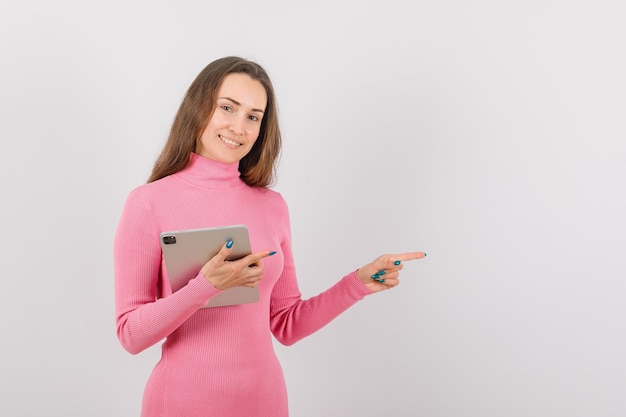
[147,56,282,187]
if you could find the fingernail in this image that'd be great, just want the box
[269,251,277,256]
[379,279,386,283]
[371,273,380,280]
[394,260,401,266]
[378,269,387,275]
[226,240,233,249]
[424,253,428,257]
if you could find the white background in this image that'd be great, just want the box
[1,1,625,416]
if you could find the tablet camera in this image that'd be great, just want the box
[162,235,177,245]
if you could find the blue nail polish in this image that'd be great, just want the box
[269,251,277,256]
[394,260,401,266]
[371,273,380,280]
[379,279,386,283]
[378,269,387,275]
[226,240,233,249]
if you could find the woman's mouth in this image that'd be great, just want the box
[219,135,242,148]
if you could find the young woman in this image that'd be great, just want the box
[114,56,426,416]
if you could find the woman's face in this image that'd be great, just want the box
[196,73,267,164]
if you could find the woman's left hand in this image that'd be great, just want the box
[356,252,427,293]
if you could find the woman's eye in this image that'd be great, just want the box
[221,105,232,112]
[248,115,259,122]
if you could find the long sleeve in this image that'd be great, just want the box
[270,270,372,346]
[268,200,372,346]
[114,187,222,354]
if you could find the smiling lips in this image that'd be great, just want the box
[219,135,242,148]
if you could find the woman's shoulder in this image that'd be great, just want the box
[249,186,290,213]
[124,176,178,203]
[253,186,287,203]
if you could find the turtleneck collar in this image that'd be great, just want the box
[175,153,246,190]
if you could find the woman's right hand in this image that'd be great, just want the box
[200,240,276,290]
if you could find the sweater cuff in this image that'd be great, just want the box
[342,270,374,299]
[183,273,225,307]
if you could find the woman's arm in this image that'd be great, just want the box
[267,197,426,346]
[113,188,221,354]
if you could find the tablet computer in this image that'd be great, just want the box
[160,225,259,308]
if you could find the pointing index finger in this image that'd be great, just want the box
[392,252,427,263]
[242,250,277,264]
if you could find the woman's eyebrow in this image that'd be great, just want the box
[219,97,265,113]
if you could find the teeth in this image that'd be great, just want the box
[220,135,241,147]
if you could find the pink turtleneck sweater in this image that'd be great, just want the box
[114,153,371,416]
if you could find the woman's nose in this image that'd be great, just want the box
[229,115,246,134]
